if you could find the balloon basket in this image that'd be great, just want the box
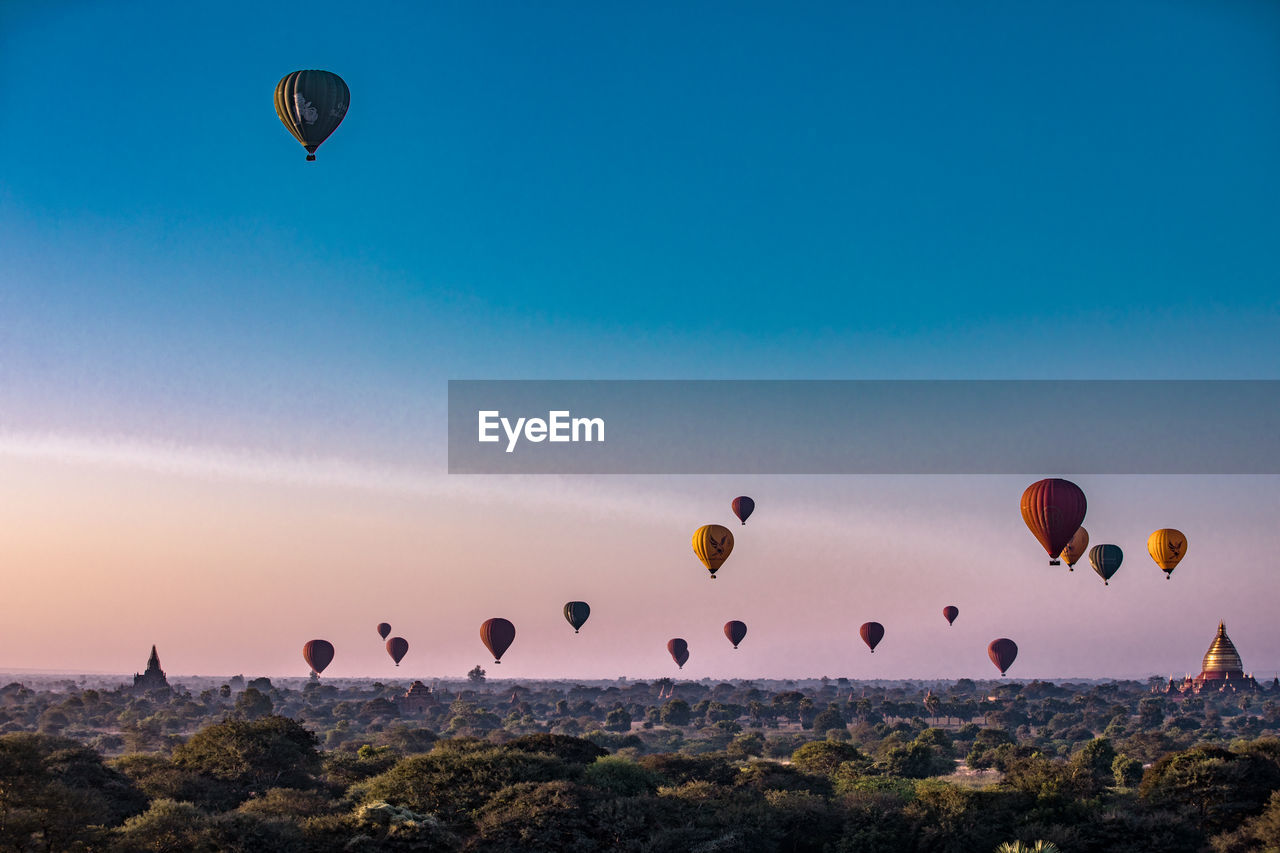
[306,154,316,161]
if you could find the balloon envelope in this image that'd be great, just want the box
[942,606,959,626]
[724,620,747,649]
[667,638,689,668]
[1058,526,1089,569]
[1147,528,1187,577]
[1020,479,1088,563]
[303,639,334,675]
[274,70,349,160]
[859,622,884,653]
[692,524,735,578]
[989,638,1018,675]
[480,618,516,663]
[386,637,408,666]
[564,601,591,633]
[1089,544,1124,585]
[376,622,392,640]
[731,496,755,525]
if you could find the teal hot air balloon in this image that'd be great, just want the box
[274,70,349,160]
[564,601,591,633]
[1089,544,1124,586]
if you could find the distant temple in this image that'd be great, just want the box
[132,645,170,692]
[1169,622,1259,694]
[399,680,437,713]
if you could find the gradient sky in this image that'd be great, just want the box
[1,1,1278,680]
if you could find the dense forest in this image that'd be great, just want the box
[2,673,1279,851]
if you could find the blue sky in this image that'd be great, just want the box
[1,2,1278,676]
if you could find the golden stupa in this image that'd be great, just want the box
[1170,621,1259,694]
[1202,621,1244,675]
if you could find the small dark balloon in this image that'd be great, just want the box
[724,620,747,649]
[481,618,516,664]
[989,638,1018,676]
[377,623,392,640]
[274,70,349,160]
[731,496,755,525]
[303,639,334,675]
[564,601,591,633]
[942,606,959,626]
[1089,544,1124,586]
[859,622,884,653]
[667,638,689,669]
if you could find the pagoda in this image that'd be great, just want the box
[1173,622,1258,694]
[132,645,171,692]
[399,680,437,713]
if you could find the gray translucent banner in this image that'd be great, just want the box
[447,380,1280,474]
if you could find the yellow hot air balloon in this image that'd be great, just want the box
[692,524,734,579]
[1058,526,1089,571]
[1148,528,1187,579]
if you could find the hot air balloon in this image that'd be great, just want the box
[274,70,349,161]
[667,638,689,669]
[860,622,884,653]
[731,496,755,525]
[1058,526,1089,571]
[386,637,408,666]
[693,524,734,579]
[303,639,334,675]
[376,623,392,640]
[1148,528,1187,579]
[480,618,516,664]
[988,638,1018,676]
[1020,479,1087,565]
[1089,544,1123,585]
[564,601,591,633]
[942,606,959,626]
[724,620,747,649]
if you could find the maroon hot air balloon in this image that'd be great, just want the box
[376,622,392,640]
[386,637,408,666]
[480,618,516,664]
[731,496,755,525]
[302,639,334,675]
[667,638,689,669]
[859,622,884,653]
[724,620,747,649]
[942,606,959,626]
[988,638,1018,676]
[1020,479,1087,565]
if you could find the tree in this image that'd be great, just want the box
[791,740,869,776]
[235,687,274,720]
[0,733,146,851]
[172,716,320,795]
[1112,754,1143,788]
[582,755,662,796]
[113,799,209,852]
[1140,742,1280,834]
[468,666,486,684]
[363,746,571,825]
[1066,737,1116,795]
[660,698,691,727]
[812,704,847,739]
[603,706,632,732]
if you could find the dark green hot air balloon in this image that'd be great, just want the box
[564,601,591,633]
[275,70,349,160]
[1089,544,1123,586]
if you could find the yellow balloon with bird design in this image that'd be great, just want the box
[692,524,734,579]
[1148,528,1187,579]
